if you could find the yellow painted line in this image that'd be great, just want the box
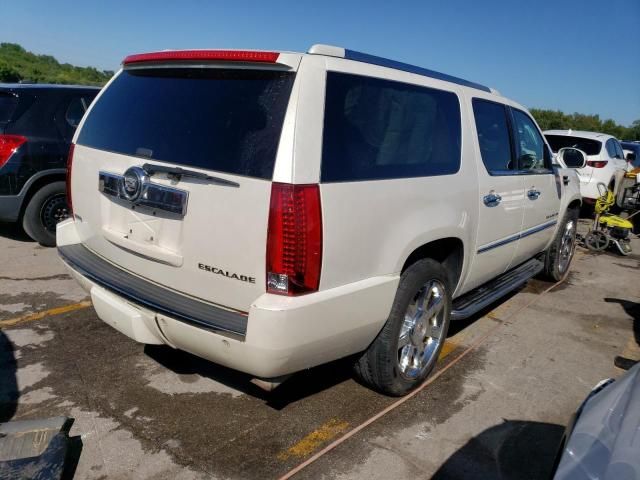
[278,419,350,461]
[438,340,458,360]
[278,321,481,463]
[0,300,92,328]
[278,340,459,464]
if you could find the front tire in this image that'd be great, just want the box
[22,181,70,247]
[542,208,579,281]
[354,259,452,396]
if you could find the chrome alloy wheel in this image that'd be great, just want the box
[558,219,576,273]
[398,280,446,379]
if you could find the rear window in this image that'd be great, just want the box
[321,72,461,182]
[545,135,602,156]
[0,92,18,124]
[77,68,295,179]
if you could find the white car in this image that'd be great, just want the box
[544,130,627,201]
[57,45,583,396]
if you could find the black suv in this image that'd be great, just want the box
[0,84,100,245]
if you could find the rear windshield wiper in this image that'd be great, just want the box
[142,163,239,188]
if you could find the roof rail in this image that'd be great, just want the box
[307,44,491,93]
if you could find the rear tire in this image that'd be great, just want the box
[542,208,579,281]
[22,181,69,247]
[354,259,451,396]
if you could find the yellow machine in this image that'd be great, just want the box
[584,183,634,255]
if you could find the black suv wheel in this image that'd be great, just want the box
[22,181,70,247]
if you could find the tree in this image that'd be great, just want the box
[623,120,640,141]
[0,62,22,82]
[0,42,111,86]
[530,109,568,130]
[530,108,639,141]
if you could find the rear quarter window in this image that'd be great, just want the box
[76,68,295,180]
[545,135,602,156]
[0,92,18,124]
[321,72,462,182]
[65,96,88,128]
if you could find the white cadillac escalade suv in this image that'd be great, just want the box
[57,45,584,396]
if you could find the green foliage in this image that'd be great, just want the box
[530,108,640,141]
[0,42,112,86]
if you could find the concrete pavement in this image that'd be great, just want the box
[0,220,638,479]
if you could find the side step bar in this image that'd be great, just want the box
[451,258,544,320]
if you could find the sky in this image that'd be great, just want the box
[2,0,639,125]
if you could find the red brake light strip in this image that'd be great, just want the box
[123,50,280,65]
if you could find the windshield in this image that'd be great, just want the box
[0,92,18,124]
[77,68,296,179]
[544,135,602,156]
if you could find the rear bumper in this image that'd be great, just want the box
[0,195,22,222]
[56,219,399,378]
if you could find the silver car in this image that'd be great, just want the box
[554,362,640,479]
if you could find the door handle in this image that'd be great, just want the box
[527,188,541,200]
[562,175,570,185]
[483,191,502,207]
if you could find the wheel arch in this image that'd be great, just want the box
[400,237,464,293]
[17,169,67,220]
[567,198,581,211]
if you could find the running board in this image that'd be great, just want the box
[451,258,544,320]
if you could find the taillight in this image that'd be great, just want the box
[0,134,27,168]
[266,183,322,296]
[66,143,75,214]
[587,160,607,168]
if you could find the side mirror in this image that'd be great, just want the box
[626,151,636,162]
[557,147,587,169]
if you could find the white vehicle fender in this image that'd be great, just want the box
[394,224,470,294]
[557,167,582,217]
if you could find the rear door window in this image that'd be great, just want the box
[472,99,515,174]
[321,72,461,182]
[613,140,625,160]
[544,135,602,156]
[605,139,618,159]
[77,68,296,180]
[0,92,18,124]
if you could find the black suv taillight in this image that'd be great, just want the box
[0,134,27,168]
[266,183,322,296]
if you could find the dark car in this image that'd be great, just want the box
[621,141,640,169]
[0,83,100,245]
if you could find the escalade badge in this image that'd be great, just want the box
[121,166,147,201]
